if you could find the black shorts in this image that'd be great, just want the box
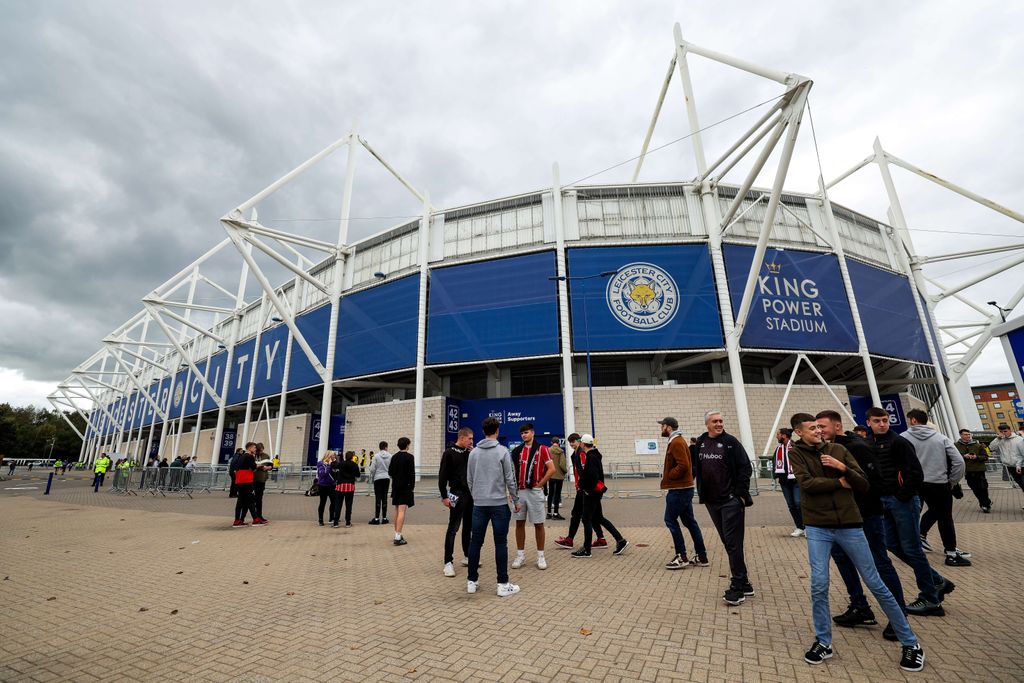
[391,491,415,507]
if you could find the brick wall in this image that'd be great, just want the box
[344,396,447,471]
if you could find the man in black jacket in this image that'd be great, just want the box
[866,407,951,616]
[692,410,753,606]
[570,434,628,558]
[388,437,416,546]
[816,410,907,639]
[439,427,475,577]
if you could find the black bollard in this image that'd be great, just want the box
[45,472,54,495]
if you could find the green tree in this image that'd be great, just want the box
[0,403,86,460]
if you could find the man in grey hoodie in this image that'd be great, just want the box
[367,442,392,525]
[466,417,522,598]
[990,423,1024,510]
[904,409,969,567]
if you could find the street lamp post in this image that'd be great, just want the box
[550,271,617,437]
[987,300,1011,322]
[47,437,56,462]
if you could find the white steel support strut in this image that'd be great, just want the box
[412,197,431,478]
[275,269,304,461]
[211,252,251,464]
[552,163,577,436]
[242,293,269,444]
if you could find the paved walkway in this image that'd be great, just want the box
[1,484,1022,682]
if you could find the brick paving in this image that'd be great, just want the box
[1,482,1023,682]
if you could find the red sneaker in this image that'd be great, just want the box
[554,536,573,549]
[253,518,268,525]
[592,538,609,549]
[232,519,246,527]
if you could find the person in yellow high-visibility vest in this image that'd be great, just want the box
[93,453,112,488]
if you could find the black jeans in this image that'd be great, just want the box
[547,479,564,514]
[373,479,390,519]
[338,491,355,524]
[567,493,604,540]
[707,498,748,588]
[253,481,266,520]
[918,482,957,552]
[582,492,622,550]
[444,493,474,564]
[318,488,338,523]
[234,484,257,521]
[964,471,991,508]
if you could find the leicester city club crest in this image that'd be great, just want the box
[173,382,184,408]
[606,263,679,331]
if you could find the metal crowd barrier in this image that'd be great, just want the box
[109,468,137,495]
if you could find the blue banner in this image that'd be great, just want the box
[306,413,346,465]
[219,428,237,464]
[289,303,330,391]
[427,251,559,364]
[337,275,419,378]
[724,245,858,352]
[847,260,931,362]
[1007,326,1024,406]
[567,245,723,352]
[849,394,908,434]
[456,394,564,450]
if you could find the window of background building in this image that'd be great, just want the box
[991,393,999,398]
[1011,391,1018,397]
[994,402,1002,408]
[667,364,715,384]
[974,394,981,400]
[977,403,985,410]
[983,423,991,430]
[997,413,1006,418]
[980,413,988,420]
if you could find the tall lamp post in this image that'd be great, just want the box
[550,271,617,437]
[987,300,1011,322]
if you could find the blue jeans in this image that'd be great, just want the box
[880,495,944,603]
[468,504,511,585]
[664,488,706,557]
[832,514,906,611]
[806,526,917,647]
[778,478,803,529]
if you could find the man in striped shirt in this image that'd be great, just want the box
[510,423,556,570]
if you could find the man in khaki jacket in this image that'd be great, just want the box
[659,417,707,570]
[546,436,567,520]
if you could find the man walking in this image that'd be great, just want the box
[866,407,952,616]
[553,434,608,550]
[659,417,707,570]
[368,441,392,525]
[466,417,521,597]
[571,435,628,559]
[93,452,112,489]
[439,427,474,577]
[989,423,1024,509]
[692,410,753,606]
[546,436,567,520]
[774,428,804,537]
[955,429,991,513]
[388,437,416,546]
[817,410,908,641]
[510,423,556,570]
[905,409,969,566]
[788,413,925,672]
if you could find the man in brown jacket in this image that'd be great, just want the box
[788,412,925,672]
[659,417,707,570]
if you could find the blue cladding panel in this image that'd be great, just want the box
[724,245,858,352]
[251,323,289,401]
[426,251,559,364]
[336,275,419,378]
[847,260,930,362]
[567,245,723,351]
[288,304,330,391]
[225,337,258,406]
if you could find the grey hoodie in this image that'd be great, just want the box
[904,424,964,485]
[990,433,1024,468]
[467,438,519,507]
[368,450,392,481]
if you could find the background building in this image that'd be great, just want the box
[972,383,1023,432]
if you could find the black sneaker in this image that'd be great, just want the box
[331,522,339,528]
[935,577,956,602]
[739,583,755,597]
[318,520,325,527]
[570,548,592,559]
[981,505,991,513]
[381,517,390,524]
[905,598,944,616]
[804,641,833,665]
[833,605,878,627]
[882,623,897,641]
[368,518,380,525]
[899,644,925,672]
[689,554,709,567]
[393,537,407,546]
[613,539,630,555]
[944,551,972,567]
[552,513,565,520]
[723,588,745,606]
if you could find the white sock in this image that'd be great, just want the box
[516,550,525,558]
[395,532,402,541]
[537,551,545,559]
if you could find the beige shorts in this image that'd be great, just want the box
[513,487,547,524]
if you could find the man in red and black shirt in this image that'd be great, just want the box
[510,423,556,570]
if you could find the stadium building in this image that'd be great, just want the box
[53,27,1023,476]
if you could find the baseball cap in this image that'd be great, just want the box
[579,434,595,445]
[657,417,678,429]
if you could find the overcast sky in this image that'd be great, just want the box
[2,1,1023,409]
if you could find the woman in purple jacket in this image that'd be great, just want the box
[316,452,339,527]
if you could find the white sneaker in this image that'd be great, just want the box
[537,555,548,570]
[460,557,469,567]
[466,580,478,594]
[790,528,805,537]
[443,562,456,577]
[497,582,521,597]
[511,554,525,569]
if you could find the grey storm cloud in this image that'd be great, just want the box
[1,1,1023,394]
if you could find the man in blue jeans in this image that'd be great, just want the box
[658,417,707,569]
[816,410,907,641]
[866,407,952,616]
[466,417,522,598]
[788,412,925,673]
